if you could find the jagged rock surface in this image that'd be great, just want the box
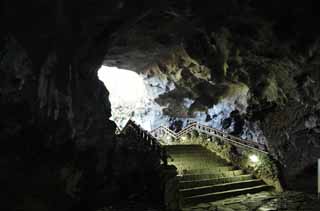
[103,1,320,192]
[2,0,320,210]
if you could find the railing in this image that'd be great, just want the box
[115,125,122,135]
[150,121,269,154]
[120,120,169,165]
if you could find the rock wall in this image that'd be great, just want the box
[2,1,320,210]
[1,1,162,210]
[102,1,320,192]
[0,33,118,210]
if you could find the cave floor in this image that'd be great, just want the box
[181,191,320,211]
[97,191,320,211]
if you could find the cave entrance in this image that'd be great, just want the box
[97,66,266,144]
[98,65,168,130]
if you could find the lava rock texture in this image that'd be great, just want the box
[1,0,320,210]
[103,0,320,192]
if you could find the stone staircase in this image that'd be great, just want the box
[164,144,273,208]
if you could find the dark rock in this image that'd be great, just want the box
[222,118,232,129]
[2,1,320,210]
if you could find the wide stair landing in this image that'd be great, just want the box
[164,144,272,208]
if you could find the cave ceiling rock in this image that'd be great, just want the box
[102,17,217,121]
[209,27,232,81]
[189,82,249,114]
[102,14,257,125]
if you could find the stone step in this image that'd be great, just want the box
[167,151,225,160]
[174,167,231,175]
[169,161,227,167]
[180,166,235,175]
[164,147,205,152]
[169,158,227,165]
[180,179,264,197]
[164,144,204,149]
[164,144,271,208]
[166,149,211,155]
[168,153,226,161]
[169,160,227,167]
[168,150,220,155]
[168,154,225,161]
[179,174,254,189]
[180,170,244,181]
[182,185,273,207]
[174,166,234,176]
[169,162,228,171]
[165,146,208,150]
[164,145,208,152]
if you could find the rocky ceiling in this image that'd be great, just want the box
[1,0,320,210]
[101,1,320,188]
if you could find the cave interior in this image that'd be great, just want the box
[1,0,320,210]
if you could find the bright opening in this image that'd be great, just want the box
[98,65,173,131]
[98,66,146,105]
[98,66,147,127]
[97,66,266,145]
[249,154,259,163]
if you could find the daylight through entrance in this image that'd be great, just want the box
[98,65,169,130]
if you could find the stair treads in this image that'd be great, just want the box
[164,144,204,148]
[180,170,244,181]
[169,157,226,162]
[180,179,264,197]
[168,151,223,157]
[164,144,271,207]
[170,163,229,171]
[181,167,234,174]
[182,185,272,207]
[179,174,253,189]
[164,145,205,151]
[168,151,222,156]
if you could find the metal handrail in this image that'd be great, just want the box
[150,121,269,154]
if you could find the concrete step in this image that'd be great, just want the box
[164,144,271,208]
[166,149,214,154]
[166,146,209,150]
[174,166,234,175]
[180,166,235,174]
[182,185,273,207]
[164,144,204,149]
[168,150,221,156]
[180,179,264,197]
[164,145,208,153]
[169,153,227,163]
[166,149,211,155]
[173,166,231,174]
[169,162,229,171]
[169,158,227,165]
[179,174,253,189]
[167,151,226,162]
[180,170,244,181]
